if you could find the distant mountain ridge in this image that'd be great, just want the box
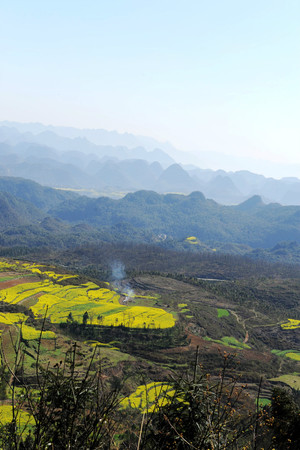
[0,120,177,154]
[0,125,174,166]
[1,122,300,205]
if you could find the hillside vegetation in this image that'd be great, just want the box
[2,178,300,265]
[0,257,300,447]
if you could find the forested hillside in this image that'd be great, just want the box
[1,177,300,264]
[50,190,300,248]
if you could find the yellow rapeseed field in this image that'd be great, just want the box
[281,319,300,330]
[120,382,175,413]
[285,352,300,361]
[0,261,19,271]
[0,260,175,329]
[0,260,77,282]
[0,312,27,325]
[185,236,199,245]
[0,404,34,426]
[20,324,56,340]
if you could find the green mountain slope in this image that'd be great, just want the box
[0,176,78,210]
[2,177,300,262]
[0,192,43,230]
[50,190,300,248]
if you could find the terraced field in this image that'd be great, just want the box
[281,318,300,330]
[1,258,300,414]
[120,382,175,413]
[0,261,175,329]
[270,374,300,389]
[271,349,300,361]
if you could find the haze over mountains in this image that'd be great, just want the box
[1,121,300,205]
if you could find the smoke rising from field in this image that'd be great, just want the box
[110,261,134,303]
[111,261,126,281]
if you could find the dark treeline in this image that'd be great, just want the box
[59,321,188,358]
[13,241,300,281]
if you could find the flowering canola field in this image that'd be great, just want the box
[120,382,175,413]
[0,312,27,324]
[285,352,300,361]
[271,349,300,362]
[0,312,56,340]
[20,324,56,340]
[0,404,34,427]
[281,319,300,330]
[0,260,175,329]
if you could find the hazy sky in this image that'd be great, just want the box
[1,1,299,176]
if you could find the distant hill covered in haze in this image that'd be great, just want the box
[1,121,300,205]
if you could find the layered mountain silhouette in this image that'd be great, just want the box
[1,122,300,205]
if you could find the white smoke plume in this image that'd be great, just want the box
[110,261,134,303]
[111,261,126,281]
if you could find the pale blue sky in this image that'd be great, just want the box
[1,1,299,175]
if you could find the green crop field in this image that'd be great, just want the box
[0,276,14,282]
[217,308,229,318]
[270,374,300,390]
[271,349,300,361]
[257,398,271,407]
[204,336,250,349]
